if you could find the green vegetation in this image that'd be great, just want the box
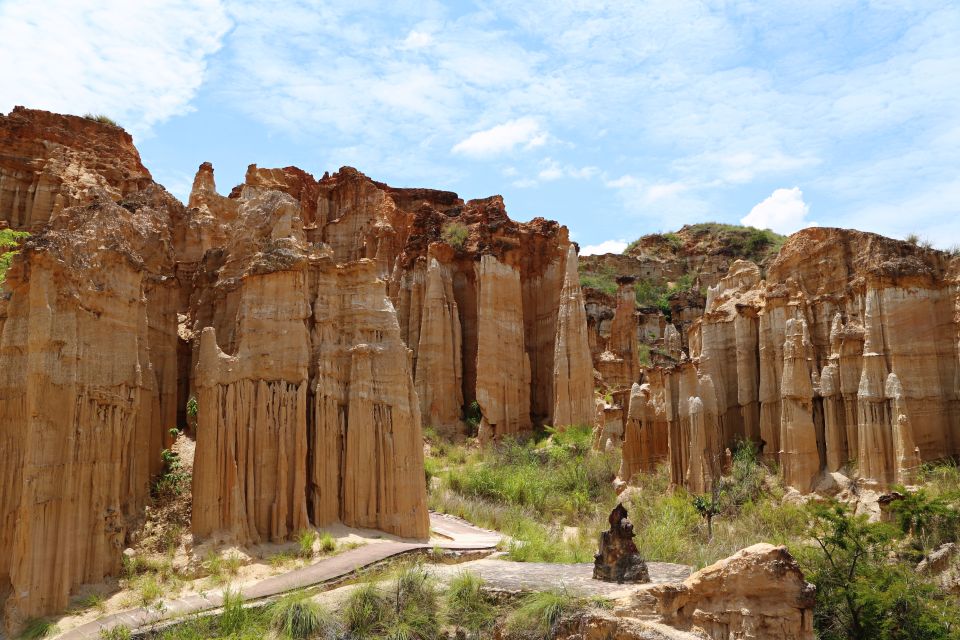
[153,446,190,499]
[637,342,652,366]
[202,551,244,585]
[441,221,469,249]
[503,589,596,640]
[98,626,132,640]
[82,113,118,126]
[297,529,318,558]
[634,272,697,313]
[18,618,59,639]
[0,229,29,288]
[446,571,496,638]
[186,396,198,419]
[429,425,618,562]
[803,502,960,640]
[577,261,617,296]
[268,592,339,639]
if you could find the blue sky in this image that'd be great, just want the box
[2,0,958,253]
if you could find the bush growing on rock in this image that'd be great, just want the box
[441,221,469,249]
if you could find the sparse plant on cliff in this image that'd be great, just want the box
[186,395,199,418]
[154,447,189,499]
[442,221,469,249]
[83,113,118,126]
[905,232,920,245]
[578,262,618,296]
[0,228,29,287]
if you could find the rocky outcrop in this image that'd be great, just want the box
[0,185,183,629]
[593,504,650,583]
[551,245,595,428]
[0,107,151,229]
[647,543,815,639]
[610,228,960,493]
[0,107,595,630]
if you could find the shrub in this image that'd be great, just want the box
[83,113,118,126]
[802,502,960,640]
[442,221,469,249]
[905,233,920,245]
[0,229,29,287]
[154,448,190,499]
[268,592,339,640]
[464,400,482,436]
[638,342,652,366]
[186,396,199,418]
[204,551,243,585]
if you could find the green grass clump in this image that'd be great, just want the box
[19,618,59,639]
[446,571,496,638]
[218,589,249,636]
[503,590,591,640]
[268,591,339,640]
[319,531,337,553]
[441,221,469,249]
[342,563,442,639]
[98,626,132,640]
[297,529,318,558]
[203,551,244,585]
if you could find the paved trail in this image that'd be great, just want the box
[56,513,501,639]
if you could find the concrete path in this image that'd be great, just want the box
[56,513,501,639]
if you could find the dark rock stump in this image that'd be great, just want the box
[593,503,650,583]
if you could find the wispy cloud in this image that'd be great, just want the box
[0,0,230,135]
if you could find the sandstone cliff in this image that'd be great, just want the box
[0,107,595,630]
[612,228,960,494]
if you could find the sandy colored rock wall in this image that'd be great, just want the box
[618,230,960,494]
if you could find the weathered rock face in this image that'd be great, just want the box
[593,504,650,583]
[615,229,960,494]
[0,107,595,630]
[647,543,815,639]
[0,107,152,229]
[0,184,183,628]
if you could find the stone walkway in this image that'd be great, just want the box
[428,558,692,596]
[56,513,501,639]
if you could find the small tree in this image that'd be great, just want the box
[693,479,722,539]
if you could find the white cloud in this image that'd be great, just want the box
[537,158,599,182]
[580,239,628,256]
[402,30,433,49]
[0,0,230,135]
[741,187,817,234]
[452,117,547,158]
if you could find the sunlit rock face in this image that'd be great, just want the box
[0,107,596,631]
[618,228,960,494]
